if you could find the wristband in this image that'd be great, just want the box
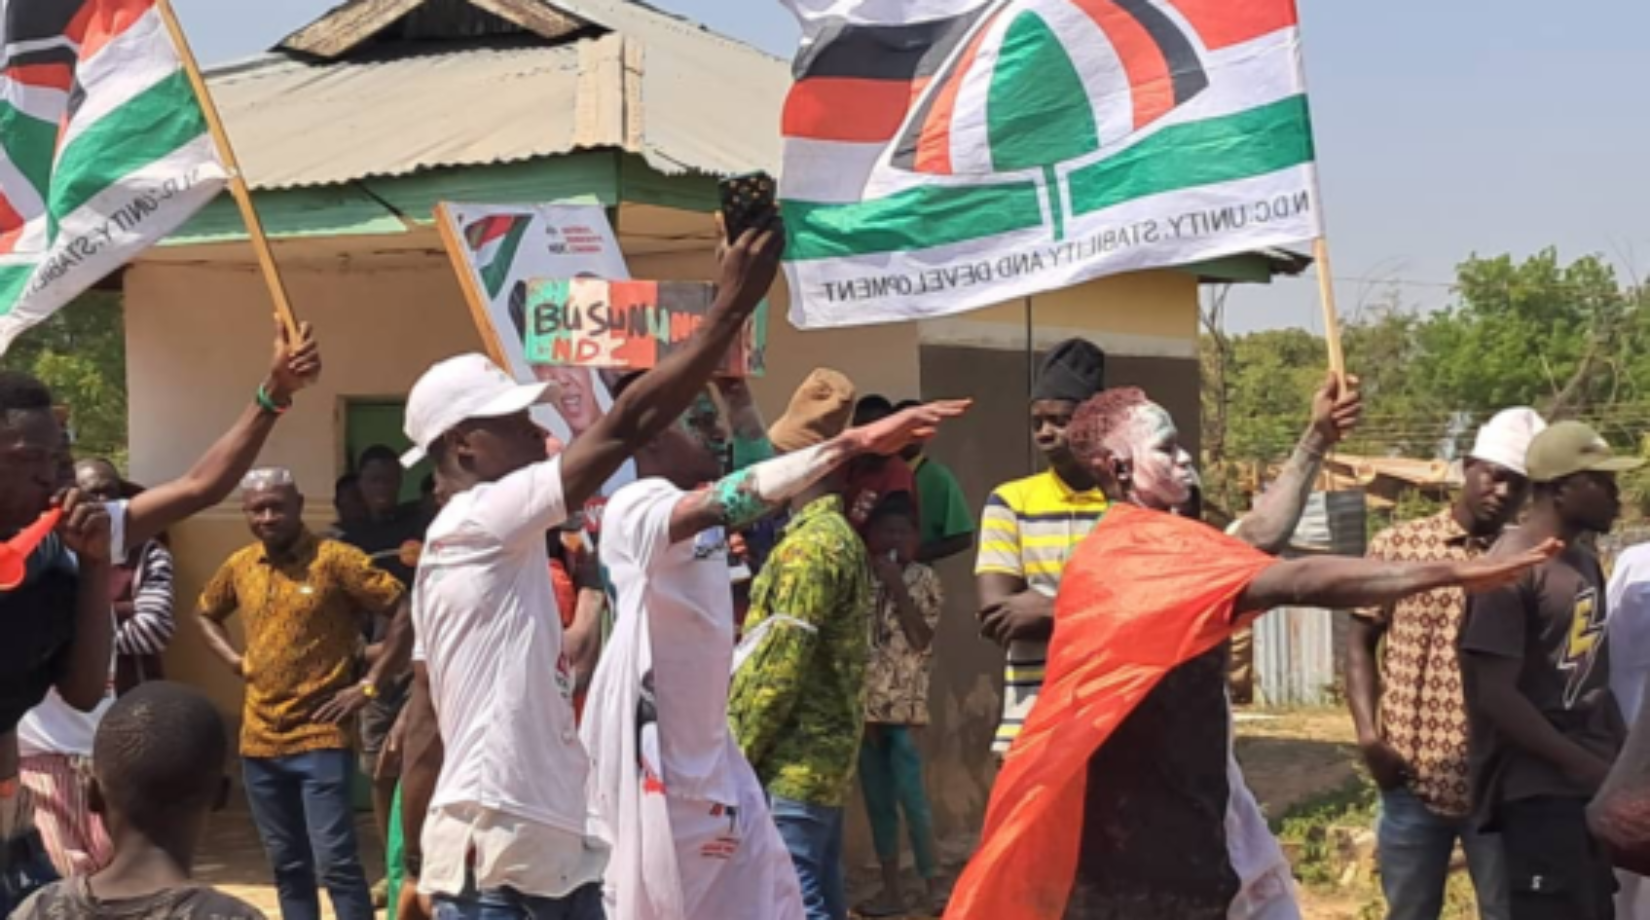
[256,384,291,416]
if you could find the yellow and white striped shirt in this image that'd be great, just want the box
[976,470,1107,753]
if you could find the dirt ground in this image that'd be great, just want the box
[197,707,1374,919]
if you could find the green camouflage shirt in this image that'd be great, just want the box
[730,494,872,806]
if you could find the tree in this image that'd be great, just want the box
[0,293,129,468]
[1203,248,1650,522]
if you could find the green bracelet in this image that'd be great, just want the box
[256,384,290,416]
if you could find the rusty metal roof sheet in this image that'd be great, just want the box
[206,0,787,190]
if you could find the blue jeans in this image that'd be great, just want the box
[433,881,604,920]
[243,750,373,920]
[0,831,57,915]
[858,726,938,878]
[1378,787,1509,920]
[771,795,846,920]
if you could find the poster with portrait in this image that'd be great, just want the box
[435,201,636,515]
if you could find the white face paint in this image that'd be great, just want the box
[1112,403,1198,510]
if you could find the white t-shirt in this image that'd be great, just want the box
[412,456,606,898]
[18,616,118,759]
[583,479,803,920]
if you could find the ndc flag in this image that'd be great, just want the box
[0,0,227,355]
[778,0,1322,328]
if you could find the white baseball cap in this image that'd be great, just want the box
[1467,407,1547,477]
[401,353,558,468]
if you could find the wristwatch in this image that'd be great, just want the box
[359,679,380,700]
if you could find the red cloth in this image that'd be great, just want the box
[549,559,586,723]
[946,504,1275,920]
[845,460,918,533]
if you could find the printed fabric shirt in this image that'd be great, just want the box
[865,563,944,726]
[729,495,872,807]
[1354,510,1487,818]
[13,877,267,919]
[199,532,405,758]
[975,470,1108,753]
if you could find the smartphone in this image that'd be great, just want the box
[718,171,777,242]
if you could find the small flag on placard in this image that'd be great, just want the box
[0,0,228,355]
[778,0,1323,329]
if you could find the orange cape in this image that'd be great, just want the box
[947,504,1275,920]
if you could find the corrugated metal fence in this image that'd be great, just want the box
[1254,492,1367,707]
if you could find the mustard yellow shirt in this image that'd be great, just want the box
[200,532,403,758]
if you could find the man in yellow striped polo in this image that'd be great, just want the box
[976,340,1107,757]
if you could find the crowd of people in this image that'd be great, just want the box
[0,208,1648,920]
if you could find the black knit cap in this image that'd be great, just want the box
[1031,338,1106,403]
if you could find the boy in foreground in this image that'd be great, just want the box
[15,681,265,919]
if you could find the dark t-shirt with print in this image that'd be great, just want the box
[14,878,267,920]
[0,533,78,734]
[1462,539,1627,820]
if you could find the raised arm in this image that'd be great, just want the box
[666,400,970,544]
[124,321,321,548]
[1235,539,1559,616]
[1229,373,1361,553]
[560,218,784,508]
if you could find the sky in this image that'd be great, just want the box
[171,0,1650,335]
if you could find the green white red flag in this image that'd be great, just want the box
[778,0,1322,328]
[0,0,227,354]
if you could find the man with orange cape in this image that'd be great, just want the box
[948,386,1560,920]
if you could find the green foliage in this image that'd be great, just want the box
[1204,248,1650,521]
[0,293,128,468]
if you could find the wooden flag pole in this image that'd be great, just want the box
[155,0,299,339]
[1312,237,1347,385]
[433,203,512,370]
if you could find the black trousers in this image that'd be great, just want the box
[1499,796,1616,920]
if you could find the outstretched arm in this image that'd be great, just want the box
[124,321,320,548]
[666,400,970,544]
[560,218,784,508]
[1235,539,1559,616]
[1230,373,1361,553]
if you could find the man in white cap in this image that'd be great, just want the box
[403,216,784,919]
[1347,407,1546,920]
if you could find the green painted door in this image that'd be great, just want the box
[343,400,428,500]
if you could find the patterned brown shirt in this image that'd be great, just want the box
[200,532,404,759]
[1358,509,1491,817]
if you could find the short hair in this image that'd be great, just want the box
[93,682,228,826]
[240,467,296,494]
[866,491,918,528]
[335,472,359,494]
[74,457,119,479]
[853,395,894,426]
[1067,387,1151,467]
[893,399,920,413]
[0,370,52,418]
[358,444,401,472]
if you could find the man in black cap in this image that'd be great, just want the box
[974,339,1108,758]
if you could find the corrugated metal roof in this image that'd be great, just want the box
[206,0,788,190]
